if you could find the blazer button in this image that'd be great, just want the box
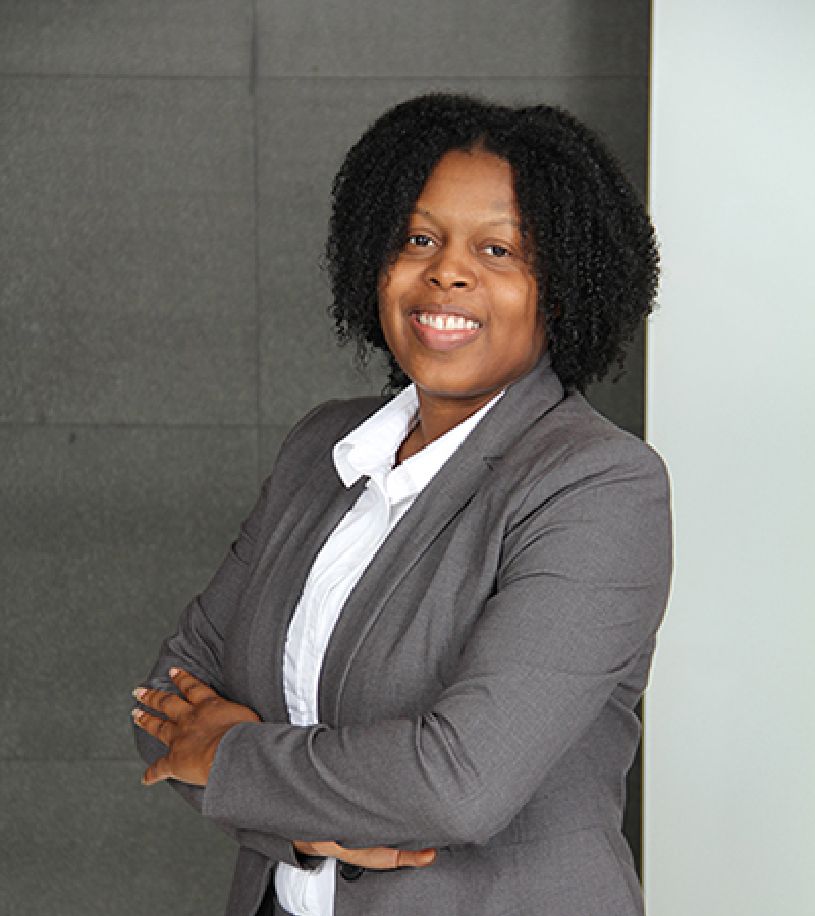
[339,863,365,882]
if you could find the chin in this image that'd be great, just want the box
[412,373,502,402]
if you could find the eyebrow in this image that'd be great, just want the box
[485,217,522,229]
[414,207,521,230]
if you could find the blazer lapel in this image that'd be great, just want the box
[318,353,565,725]
[242,443,368,720]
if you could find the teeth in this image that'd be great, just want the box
[416,312,480,331]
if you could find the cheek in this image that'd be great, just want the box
[376,272,395,318]
[504,279,539,330]
[376,286,395,326]
[376,290,404,354]
[377,266,416,332]
[377,265,400,309]
[502,283,544,357]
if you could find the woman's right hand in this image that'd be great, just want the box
[292,840,436,870]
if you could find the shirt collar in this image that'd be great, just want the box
[333,385,503,501]
[333,385,419,487]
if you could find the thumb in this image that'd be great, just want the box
[141,756,172,786]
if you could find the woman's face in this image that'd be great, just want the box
[378,148,546,408]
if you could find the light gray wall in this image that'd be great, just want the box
[0,3,651,914]
[646,2,815,913]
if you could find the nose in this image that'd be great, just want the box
[422,246,476,291]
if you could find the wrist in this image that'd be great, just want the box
[202,727,234,783]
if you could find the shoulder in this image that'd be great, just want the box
[269,395,387,475]
[495,393,672,589]
[289,395,387,445]
[491,390,671,530]
[512,391,667,485]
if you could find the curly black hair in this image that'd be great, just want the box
[325,93,658,392]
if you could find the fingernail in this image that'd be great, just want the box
[132,687,146,699]
[168,667,180,677]
[131,708,142,721]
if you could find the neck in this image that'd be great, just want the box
[397,388,498,464]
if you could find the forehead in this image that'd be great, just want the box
[415,149,519,218]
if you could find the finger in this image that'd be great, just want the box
[131,707,175,745]
[395,847,437,868]
[333,844,399,869]
[141,754,174,786]
[169,667,217,703]
[334,844,437,870]
[294,840,344,858]
[132,686,187,719]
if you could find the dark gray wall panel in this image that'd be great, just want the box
[0,425,258,759]
[256,79,389,426]
[0,761,234,916]
[257,0,650,78]
[0,0,653,904]
[0,0,252,77]
[0,78,257,425]
[256,76,646,425]
[585,324,646,438]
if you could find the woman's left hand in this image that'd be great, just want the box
[132,668,260,787]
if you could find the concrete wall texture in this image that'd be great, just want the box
[0,3,651,914]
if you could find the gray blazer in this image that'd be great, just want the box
[135,353,672,916]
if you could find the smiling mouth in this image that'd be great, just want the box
[414,311,481,331]
[409,310,483,352]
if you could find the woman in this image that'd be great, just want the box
[133,93,671,916]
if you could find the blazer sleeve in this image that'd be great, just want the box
[199,435,673,849]
[132,468,306,867]
[133,401,347,864]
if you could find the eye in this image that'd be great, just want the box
[407,233,436,248]
[484,243,511,258]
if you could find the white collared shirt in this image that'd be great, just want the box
[275,384,502,916]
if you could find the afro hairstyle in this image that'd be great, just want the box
[325,92,658,392]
